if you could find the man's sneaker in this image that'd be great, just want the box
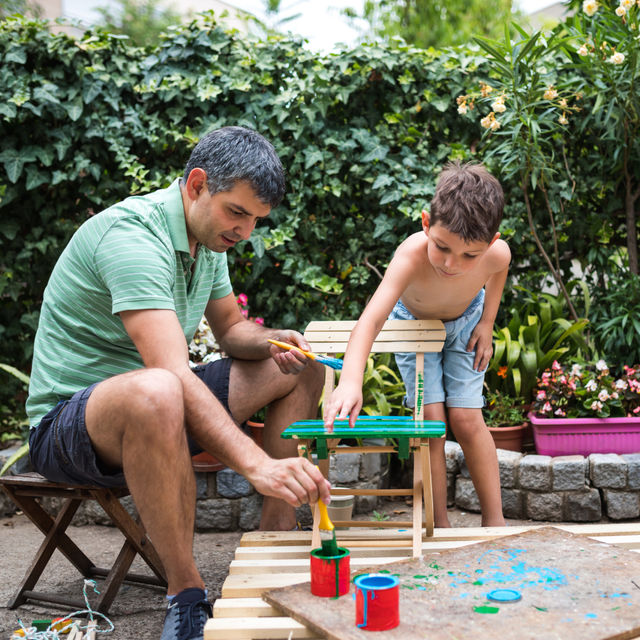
[160,587,213,640]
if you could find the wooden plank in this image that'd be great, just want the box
[304,319,445,332]
[264,527,640,640]
[222,574,309,598]
[229,556,405,575]
[204,616,320,639]
[213,597,280,617]
[305,341,444,354]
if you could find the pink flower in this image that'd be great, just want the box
[537,390,547,400]
[240,308,249,318]
[634,407,640,415]
[254,317,264,325]
[554,408,566,417]
[542,402,553,414]
[552,361,562,371]
[590,400,603,412]
[237,293,248,307]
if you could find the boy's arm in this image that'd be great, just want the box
[323,250,414,428]
[467,242,511,371]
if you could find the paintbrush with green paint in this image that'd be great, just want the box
[317,498,339,557]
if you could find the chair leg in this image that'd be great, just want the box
[412,449,423,558]
[421,442,434,538]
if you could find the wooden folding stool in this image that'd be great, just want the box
[281,319,447,557]
[0,472,167,614]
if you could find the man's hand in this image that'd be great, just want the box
[467,320,494,372]
[268,329,313,375]
[247,456,331,507]
[323,381,363,431]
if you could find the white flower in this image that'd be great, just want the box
[578,44,589,56]
[558,113,569,125]
[489,118,500,131]
[609,51,625,64]
[590,400,604,411]
[616,5,626,16]
[571,364,583,376]
[480,113,500,130]
[492,101,506,113]
[621,0,635,8]
[596,359,609,371]
[586,379,598,392]
[458,103,468,115]
[615,379,629,390]
[583,0,599,16]
[598,389,610,402]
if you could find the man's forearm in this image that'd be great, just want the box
[178,368,268,477]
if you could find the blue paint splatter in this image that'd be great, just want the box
[585,613,597,619]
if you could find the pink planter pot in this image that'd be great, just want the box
[529,413,640,457]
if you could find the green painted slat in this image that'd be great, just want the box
[281,418,445,440]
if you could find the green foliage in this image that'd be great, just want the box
[350,0,515,49]
[589,269,640,366]
[95,0,185,48]
[486,287,590,401]
[482,388,527,427]
[360,353,410,417]
[0,363,30,474]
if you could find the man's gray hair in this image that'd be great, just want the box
[183,126,285,207]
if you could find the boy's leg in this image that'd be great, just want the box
[423,402,451,528]
[226,357,324,530]
[447,407,505,527]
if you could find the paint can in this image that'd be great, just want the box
[310,547,350,597]
[354,573,400,631]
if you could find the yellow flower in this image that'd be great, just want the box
[558,113,569,125]
[480,112,500,130]
[583,0,599,16]
[609,51,626,64]
[543,86,558,100]
[559,98,568,108]
[479,82,494,98]
[616,5,626,16]
[577,44,589,55]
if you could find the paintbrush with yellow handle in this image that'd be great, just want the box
[267,339,343,370]
[317,498,340,557]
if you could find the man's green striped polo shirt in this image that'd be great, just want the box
[26,179,232,427]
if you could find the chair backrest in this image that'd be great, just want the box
[304,319,446,420]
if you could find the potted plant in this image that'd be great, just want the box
[483,388,529,452]
[529,360,640,457]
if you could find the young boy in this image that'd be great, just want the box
[324,161,509,527]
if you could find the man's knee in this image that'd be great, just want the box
[127,368,185,423]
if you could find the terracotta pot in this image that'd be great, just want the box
[191,420,265,471]
[488,422,529,452]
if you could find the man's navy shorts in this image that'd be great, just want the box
[29,358,233,488]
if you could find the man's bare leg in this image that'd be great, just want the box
[227,358,324,530]
[85,368,203,595]
[448,407,505,527]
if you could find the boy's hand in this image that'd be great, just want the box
[323,382,363,431]
[467,320,494,371]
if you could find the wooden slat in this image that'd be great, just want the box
[304,319,445,331]
[204,616,319,639]
[306,341,443,353]
[222,573,309,598]
[213,597,280,617]
[229,555,408,575]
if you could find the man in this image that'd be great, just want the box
[26,126,331,640]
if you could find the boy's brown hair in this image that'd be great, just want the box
[429,161,504,243]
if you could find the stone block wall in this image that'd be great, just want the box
[447,441,640,522]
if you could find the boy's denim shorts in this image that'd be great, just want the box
[390,290,486,410]
[29,358,233,488]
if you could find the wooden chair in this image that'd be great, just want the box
[0,472,167,614]
[281,319,446,557]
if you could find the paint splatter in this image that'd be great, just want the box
[585,613,597,619]
[474,605,499,614]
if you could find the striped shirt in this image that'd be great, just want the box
[26,179,232,427]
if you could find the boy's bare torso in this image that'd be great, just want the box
[397,232,509,321]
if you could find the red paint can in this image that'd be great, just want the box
[310,547,350,597]
[354,573,400,631]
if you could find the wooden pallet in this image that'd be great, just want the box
[204,523,640,640]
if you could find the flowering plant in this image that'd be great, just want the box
[531,360,640,419]
[483,388,528,428]
[188,293,264,365]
